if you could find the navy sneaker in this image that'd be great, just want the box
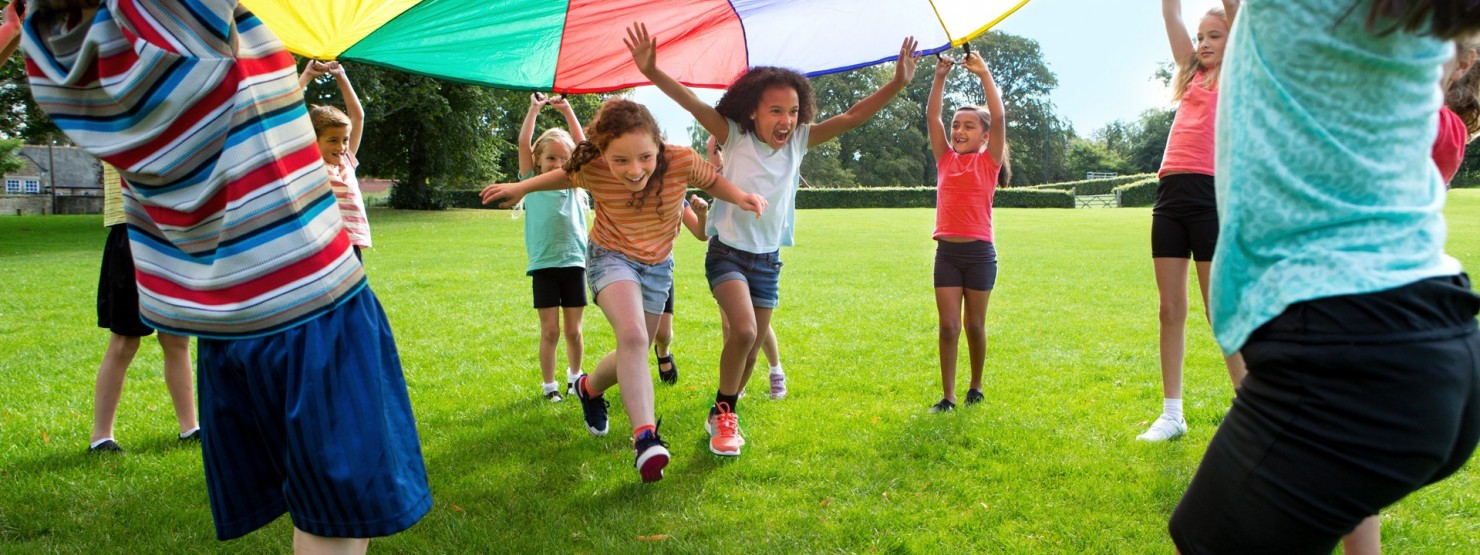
[574,374,609,436]
[634,423,671,483]
[179,429,202,442]
[965,389,985,405]
[88,439,124,454]
[929,398,956,413]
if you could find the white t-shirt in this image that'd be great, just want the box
[705,118,810,253]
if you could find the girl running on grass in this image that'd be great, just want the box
[1168,0,1480,551]
[517,92,589,402]
[924,50,1008,414]
[1137,0,1247,443]
[481,98,765,482]
[628,22,918,456]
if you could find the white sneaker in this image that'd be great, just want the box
[1136,414,1187,442]
[566,372,585,395]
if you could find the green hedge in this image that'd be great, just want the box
[444,187,1075,209]
[1026,173,1155,196]
[1113,177,1159,207]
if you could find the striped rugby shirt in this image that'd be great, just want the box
[569,145,717,265]
[22,1,364,338]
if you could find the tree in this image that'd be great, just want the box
[1065,136,1131,178]
[1089,107,1176,175]
[1,51,66,145]
[0,137,23,175]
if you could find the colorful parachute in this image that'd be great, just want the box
[241,0,1033,93]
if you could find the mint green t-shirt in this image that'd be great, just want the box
[1209,0,1462,354]
[521,171,588,274]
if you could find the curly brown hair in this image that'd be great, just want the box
[1359,0,1480,40]
[1450,41,1480,135]
[714,67,816,137]
[563,98,669,214]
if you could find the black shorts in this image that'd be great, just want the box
[96,224,154,337]
[933,240,998,291]
[530,267,588,309]
[1151,174,1219,261]
[1169,275,1480,554]
[663,283,675,315]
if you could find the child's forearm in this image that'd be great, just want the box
[556,103,585,144]
[705,177,753,208]
[518,102,540,173]
[337,73,363,122]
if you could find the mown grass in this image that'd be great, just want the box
[1,194,1477,553]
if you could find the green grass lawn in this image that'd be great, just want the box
[2,194,1478,553]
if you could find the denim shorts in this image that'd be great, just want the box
[705,238,782,309]
[587,243,674,315]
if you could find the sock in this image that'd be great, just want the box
[1163,398,1184,421]
[90,437,114,449]
[179,427,200,439]
[567,369,582,382]
[542,381,559,395]
[769,364,784,375]
[713,391,740,416]
[582,376,600,399]
[633,424,656,440]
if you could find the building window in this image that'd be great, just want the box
[23,180,40,194]
[5,179,19,194]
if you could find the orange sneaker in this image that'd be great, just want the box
[707,402,743,456]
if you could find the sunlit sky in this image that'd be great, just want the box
[635,0,1226,142]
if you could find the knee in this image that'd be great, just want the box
[1159,300,1188,325]
[109,335,142,357]
[562,326,583,345]
[727,322,758,347]
[938,321,962,341]
[615,328,650,352]
[963,321,986,338]
[539,325,561,344]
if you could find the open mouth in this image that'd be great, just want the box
[771,129,790,144]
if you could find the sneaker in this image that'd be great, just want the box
[545,390,564,403]
[566,372,585,396]
[574,375,609,436]
[1136,414,1188,442]
[929,399,956,413]
[964,389,985,405]
[634,424,671,483]
[769,372,787,399]
[707,403,743,456]
[656,351,678,385]
[179,429,201,442]
[88,439,124,454]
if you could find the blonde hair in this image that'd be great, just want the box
[1172,8,1227,101]
[308,105,351,136]
[531,128,576,163]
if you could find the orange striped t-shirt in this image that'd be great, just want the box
[569,145,717,264]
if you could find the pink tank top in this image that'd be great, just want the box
[1159,72,1218,178]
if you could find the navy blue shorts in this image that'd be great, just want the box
[531,266,588,309]
[97,224,154,337]
[933,240,998,291]
[197,286,431,540]
[705,238,782,309]
[1169,275,1480,554]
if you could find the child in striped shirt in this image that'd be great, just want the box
[482,98,765,483]
[301,60,373,258]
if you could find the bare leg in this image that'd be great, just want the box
[1342,516,1381,555]
[713,280,758,397]
[1194,261,1247,387]
[588,281,659,430]
[91,333,142,443]
[935,286,964,404]
[156,332,198,434]
[760,325,780,368]
[737,308,774,391]
[561,306,584,374]
[654,312,674,361]
[293,527,368,555]
[536,307,560,386]
[962,289,992,391]
[1153,258,1192,401]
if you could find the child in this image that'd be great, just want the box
[924,51,1007,413]
[89,166,199,453]
[300,61,373,258]
[1137,0,1248,442]
[652,192,710,385]
[1436,39,1479,186]
[1168,0,1480,552]
[18,1,430,549]
[628,22,918,455]
[518,92,589,402]
[480,98,765,482]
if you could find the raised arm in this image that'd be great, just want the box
[1222,0,1240,26]
[518,93,546,176]
[480,169,575,208]
[963,52,1007,165]
[681,194,710,241]
[548,95,585,144]
[626,22,728,141]
[927,55,954,159]
[298,60,326,92]
[1163,0,1195,65]
[0,1,21,64]
[327,62,364,156]
[811,37,920,147]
